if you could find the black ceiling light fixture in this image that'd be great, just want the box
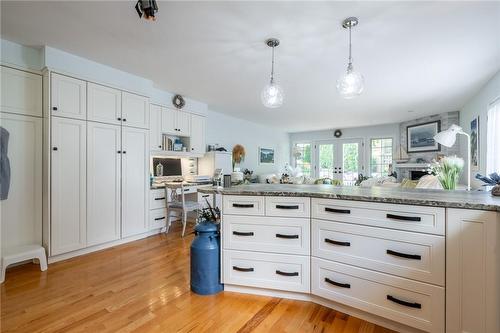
[135,0,158,21]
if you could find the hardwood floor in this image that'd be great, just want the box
[1,223,395,333]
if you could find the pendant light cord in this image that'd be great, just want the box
[270,45,275,83]
[348,26,352,65]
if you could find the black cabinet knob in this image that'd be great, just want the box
[122,151,127,154]
[117,117,121,121]
[52,107,58,111]
[117,150,121,154]
[52,147,58,151]
[122,118,127,122]
[158,145,162,148]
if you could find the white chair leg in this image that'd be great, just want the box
[37,248,48,272]
[181,211,187,237]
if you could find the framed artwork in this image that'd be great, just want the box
[406,121,441,153]
[470,117,479,170]
[259,147,275,164]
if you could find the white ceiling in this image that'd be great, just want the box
[1,1,499,132]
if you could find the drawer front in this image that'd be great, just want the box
[265,196,310,218]
[312,198,445,235]
[149,208,166,230]
[150,188,166,209]
[312,219,445,285]
[223,215,310,255]
[223,195,265,216]
[312,258,444,333]
[223,250,310,293]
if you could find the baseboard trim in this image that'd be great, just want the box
[223,284,425,333]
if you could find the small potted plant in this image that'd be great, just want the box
[475,172,500,196]
[427,156,464,190]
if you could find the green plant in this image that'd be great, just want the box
[428,156,464,190]
[197,198,220,223]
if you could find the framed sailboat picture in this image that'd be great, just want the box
[406,121,441,153]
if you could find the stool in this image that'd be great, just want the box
[1,245,48,283]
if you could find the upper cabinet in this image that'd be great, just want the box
[1,66,42,117]
[121,92,149,129]
[87,83,122,125]
[190,114,206,154]
[51,73,87,120]
[176,110,191,136]
[161,107,191,136]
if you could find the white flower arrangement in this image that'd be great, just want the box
[427,155,464,190]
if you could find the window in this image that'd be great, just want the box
[370,138,393,178]
[293,143,312,177]
[487,99,500,174]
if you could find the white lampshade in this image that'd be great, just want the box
[433,124,464,148]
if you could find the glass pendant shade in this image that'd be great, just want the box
[261,80,284,108]
[337,63,364,99]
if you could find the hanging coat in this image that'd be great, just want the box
[0,126,11,200]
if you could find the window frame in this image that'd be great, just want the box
[291,141,313,177]
[369,137,394,179]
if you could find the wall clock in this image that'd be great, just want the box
[172,94,185,109]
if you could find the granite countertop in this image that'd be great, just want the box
[198,184,500,212]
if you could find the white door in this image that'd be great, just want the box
[315,139,363,185]
[51,73,87,120]
[0,113,42,251]
[121,127,149,237]
[51,117,86,255]
[1,66,42,117]
[176,110,191,136]
[149,104,162,151]
[190,114,205,154]
[121,92,149,129]
[87,82,122,125]
[86,122,121,246]
[161,107,177,135]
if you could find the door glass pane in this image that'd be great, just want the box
[318,144,334,178]
[342,143,359,186]
[293,143,312,177]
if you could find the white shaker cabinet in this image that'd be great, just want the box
[149,104,162,151]
[161,107,190,136]
[50,117,87,255]
[86,122,121,246]
[176,110,191,136]
[51,73,87,120]
[0,66,42,117]
[121,92,149,129]
[121,127,149,238]
[446,208,500,333]
[87,83,122,125]
[189,114,205,154]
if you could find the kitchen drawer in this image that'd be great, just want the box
[150,188,167,209]
[223,215,310,255]
[312,257,444,333]
[312,219,445,285]
[223,250,310,293]
[265,196,310,218]
[223,195,264,216]
[149,208,166,230]
[312,198,445,235]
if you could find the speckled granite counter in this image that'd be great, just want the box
[198,184,500,212]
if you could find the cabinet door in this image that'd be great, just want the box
[121,127,149,237]
[161,107,177,135]
[176,111,191,136]
[0,113,42,251]
[86,122,121,246]
[87,83,122,125]
[121,92,149,129]
[446,209,500,333]
[51,117,86,255]
[1,66,42,117]
[51,73,86,120]
[190,114,205,154]
[149,104,162,151]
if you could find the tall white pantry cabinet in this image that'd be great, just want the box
[48,71,149,257]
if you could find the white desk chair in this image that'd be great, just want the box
[165,183,199,237]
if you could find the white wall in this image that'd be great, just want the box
[460,70,500,188]
[206,109,290,176]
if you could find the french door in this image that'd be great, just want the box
[315,139,364,185]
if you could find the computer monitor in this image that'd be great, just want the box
[152,157,182,177]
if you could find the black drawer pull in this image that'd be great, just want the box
[202,195,210,198]
[325,238,351,247]
[233,231,254,236]
[386,214,421,222]
[154,217,166,221]
[276,234,299,239]
[154,197,166,201]
[325,277,351,289]
[275,205,299,210]
[387,295,421,309]
[386,249,421,260]
[233,266,254,272]
[232,203,254,208]
[276,270,299,277]
[325,207,351,214]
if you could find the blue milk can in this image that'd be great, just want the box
[190,221,224,295]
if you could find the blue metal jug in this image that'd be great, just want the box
[190,221,223,295]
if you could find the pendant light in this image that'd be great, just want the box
[261,38,284,108]
[337,17,364,99]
